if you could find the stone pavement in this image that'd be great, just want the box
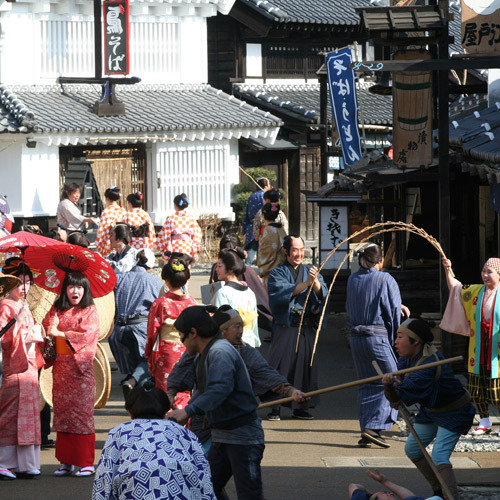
[2,271,499,500]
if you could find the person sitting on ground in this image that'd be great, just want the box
[209,233,273,332]
[349,469,443,500]
[91,381,216,500]
[382,318,474,500]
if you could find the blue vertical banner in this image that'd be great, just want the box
[326,48,362,166]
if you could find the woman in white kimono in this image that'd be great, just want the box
[211,247,260,347]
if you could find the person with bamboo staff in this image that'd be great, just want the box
[346,243,409,448]
[440,257,500,436]
[382,318,475,500]
[267,234,328,420]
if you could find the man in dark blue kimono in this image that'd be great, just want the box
[267,234,328,420]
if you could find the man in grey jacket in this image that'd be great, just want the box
[169,305,265,500]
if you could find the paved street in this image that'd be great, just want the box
[2,271,499,500]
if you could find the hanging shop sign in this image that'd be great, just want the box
[461,0,500,55]
[103,0,130,75]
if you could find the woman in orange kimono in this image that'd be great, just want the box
[156,194,202,259]
[43,271,99,478]
[95,187,126,257]
[145,254,197,409]
[0,261,44,480]
[122,192,156,250]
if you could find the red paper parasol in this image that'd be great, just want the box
[0,231,66,253]
[24,244,116,298]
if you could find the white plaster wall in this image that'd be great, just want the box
[178,17,208,84]
[150,138,238,224]
[0,14,38,84]
[488,69,500,107]
[1,142,61,217]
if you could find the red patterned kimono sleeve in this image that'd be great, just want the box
[64,306,100,374]
[0,302,29,374]
[145,299,163,360]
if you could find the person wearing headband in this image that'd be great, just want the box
[382,318,474,500]
[346,243,410,449]
[92,381,215,500]
[95,186,126,257]
[169,305,266,500]
[441,256,500,437]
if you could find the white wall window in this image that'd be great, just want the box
[246,43,262,78]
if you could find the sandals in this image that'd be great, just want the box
[0,468,16,480]
[361,430,391,449]
[54,464,74,476]
[471,426,492,436]
[74,466,95,477]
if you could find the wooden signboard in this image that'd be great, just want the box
[392,49,433,170]
[103,0,130,75]
[461,0,500,55]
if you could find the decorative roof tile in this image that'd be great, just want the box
[238,0,387,25]
[233,83,392,126]
[0,83,282,135]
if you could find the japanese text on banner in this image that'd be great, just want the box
[103,0,129,76]
[325,48,362,166]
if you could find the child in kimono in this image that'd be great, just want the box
[43,271,100,478]
[145,254,197,409]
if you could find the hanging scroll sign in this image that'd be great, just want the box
[325,48,362,166]
[103,0,130,76]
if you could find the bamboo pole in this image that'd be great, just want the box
[372,361,454,500]
[258,355,462,409]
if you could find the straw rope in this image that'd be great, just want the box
[295,221,453,366]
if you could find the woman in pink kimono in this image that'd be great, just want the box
[0,260,45,480]
[43,271,100,478]
[145,254,197,409]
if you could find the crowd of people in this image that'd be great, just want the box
[0,177,497,500]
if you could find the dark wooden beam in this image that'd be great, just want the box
[57,76,141,85]
[352,56,500,72]
[228,1,272,37]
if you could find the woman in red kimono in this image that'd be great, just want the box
[145,254,197,409]
[43,271,100,478]
[0,260,45,480]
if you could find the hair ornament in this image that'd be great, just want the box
[270,202,278,212]
[137,191,143,201]
[171,260,186,272]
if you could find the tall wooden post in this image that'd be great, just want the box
[437,0,451,356]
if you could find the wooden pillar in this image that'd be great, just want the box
[437,0,452,356]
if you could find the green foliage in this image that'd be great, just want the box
[245,167,277,183]
[234,191,252,223]
[232,183,250,196]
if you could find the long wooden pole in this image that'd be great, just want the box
[371,361,454,500]
[258,355,462,409]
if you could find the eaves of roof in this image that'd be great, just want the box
[233,83,392,127]
[0,83,283,137]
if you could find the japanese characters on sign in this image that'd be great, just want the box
[320,206,348,270]
[325,48,362,166]
[103,0,129,76]
[461,0,500,54]
[392,49,433,169]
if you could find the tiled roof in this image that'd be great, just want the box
[233,83,392,126]
[237,0,386,25]
[0,83,282,135]
[449,101,500,165]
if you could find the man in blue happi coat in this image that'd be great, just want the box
[267,234,328,421]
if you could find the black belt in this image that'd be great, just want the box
[116,314,148,326]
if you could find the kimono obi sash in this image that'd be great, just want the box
[159,323,182,343]
[55,336,72,355]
